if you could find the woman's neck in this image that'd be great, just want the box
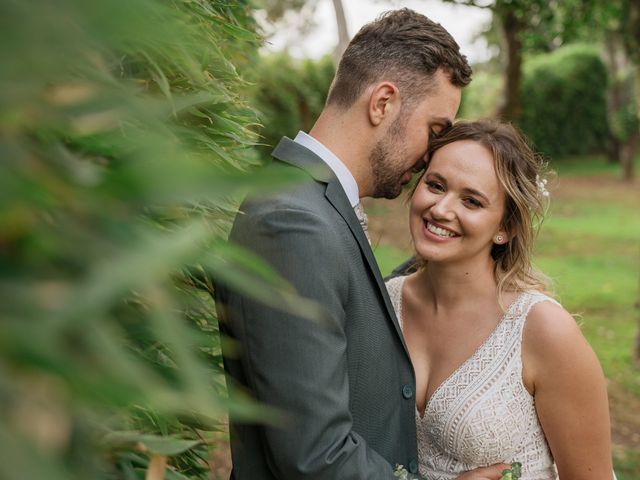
[409,256,499,312]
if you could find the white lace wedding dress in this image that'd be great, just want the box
[386,276,559,480]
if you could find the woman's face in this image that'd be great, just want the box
[410,139,509,266]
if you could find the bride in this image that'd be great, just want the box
[386,120,614,479]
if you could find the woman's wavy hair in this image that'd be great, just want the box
[420,119,552,298]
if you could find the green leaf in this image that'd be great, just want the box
[103,431,201,455]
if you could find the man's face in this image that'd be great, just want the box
[369,71,462,199]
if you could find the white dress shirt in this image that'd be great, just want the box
[293,131,360,208]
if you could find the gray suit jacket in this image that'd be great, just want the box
[216,138,419,479]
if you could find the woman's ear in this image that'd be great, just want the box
[493,229,512,245]
[368,82,399,126]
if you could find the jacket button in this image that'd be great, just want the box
[402,384,414,399]
[409,459,418,473]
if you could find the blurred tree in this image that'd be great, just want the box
[331,0,351,61]
[579,0,638,181]
[538,0,639,180]
[254,0,350,64]
[446,0,638,179]
[0,1,309,479]
[442,0,553,122]
[519,44,610,157]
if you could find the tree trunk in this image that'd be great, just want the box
[604,30,637,181]
[331,0,349,65]
[603,33,622,164]
[497,9,524,123]
[627,0,640,181]
[620,1,639,182]
[620,130,638,181]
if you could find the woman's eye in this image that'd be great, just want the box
[426,180,444,192]
[464,197,483,208]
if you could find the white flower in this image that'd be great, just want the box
[394,465,410,480]
[536,175,549,198]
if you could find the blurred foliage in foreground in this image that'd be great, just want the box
[0,1,307,478]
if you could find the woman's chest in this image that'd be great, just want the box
[405,315,504,414]
[419,355,538,465]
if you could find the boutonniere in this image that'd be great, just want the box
[394,464,410,479]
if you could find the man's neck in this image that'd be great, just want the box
[309,108,373,198]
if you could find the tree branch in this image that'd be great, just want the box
[440,0,494,9]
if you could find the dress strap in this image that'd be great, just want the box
[514,292,561,340]
[385,276,406,330]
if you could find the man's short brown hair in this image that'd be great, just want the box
[326,8,472,109]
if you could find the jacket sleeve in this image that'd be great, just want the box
[224,206,396,479]
[384,256,419,281]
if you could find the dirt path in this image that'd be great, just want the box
[609,380,640,450]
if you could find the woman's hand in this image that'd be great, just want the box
[455,463,512,480]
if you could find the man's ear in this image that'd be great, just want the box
[368,82,399,126]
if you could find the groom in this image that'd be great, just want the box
[216,8,506,480]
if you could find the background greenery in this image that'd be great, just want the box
[250,53,335,159]
[253,43,614,160]
[520,44,610,157]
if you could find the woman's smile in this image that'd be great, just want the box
[423,220,460,240]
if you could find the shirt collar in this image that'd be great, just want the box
[293,131,360,207]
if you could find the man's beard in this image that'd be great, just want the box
[369,119,409,199]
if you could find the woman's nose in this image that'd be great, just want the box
[430,194,455,220]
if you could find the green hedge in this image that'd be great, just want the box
[458,67,502,120]
[520,44,610,157]
[251,53,335,159]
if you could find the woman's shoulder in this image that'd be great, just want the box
[522,293,592,366]
[520,293,602,397]
[523,293,578,339]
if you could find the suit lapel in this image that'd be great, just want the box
[272,137,334,182]
[324,183,409,354]
[272,137,410,356]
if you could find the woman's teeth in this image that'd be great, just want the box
[426,222,456,238]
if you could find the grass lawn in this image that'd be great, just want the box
[369,154,640,478]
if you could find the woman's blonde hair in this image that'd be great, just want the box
[421,119,552,298]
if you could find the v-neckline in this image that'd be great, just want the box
[395,277,525,420]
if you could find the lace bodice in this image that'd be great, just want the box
[386,276,558,480]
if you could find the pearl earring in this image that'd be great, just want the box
[495,234,504,244]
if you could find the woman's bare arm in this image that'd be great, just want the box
[522,301,613,479]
